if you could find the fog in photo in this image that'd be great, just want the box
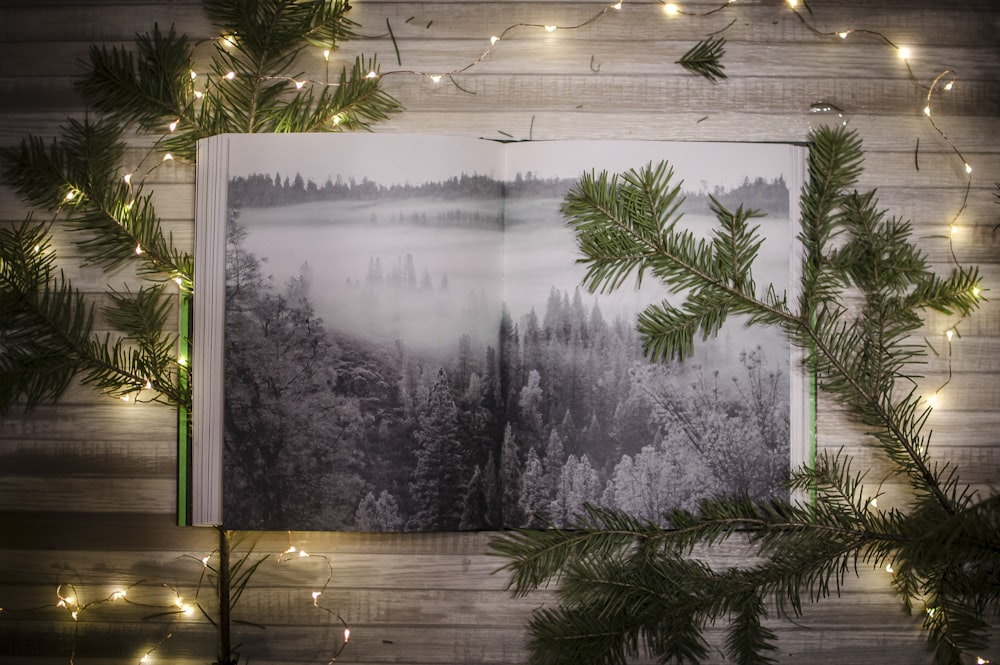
[220,135,801,532]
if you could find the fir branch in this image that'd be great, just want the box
[676,38,727,83]
[494,125,997,664]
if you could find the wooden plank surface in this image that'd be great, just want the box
[1,0,997,663]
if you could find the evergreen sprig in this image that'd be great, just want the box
[676,38,727,83]
[0,0,402,412]
[491,126,997,664]
[77,0,402,162]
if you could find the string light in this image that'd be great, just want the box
[168,119,179,132]
[897,46,912,60]
[663,4,679,16]
[430,75,442,83]
[885,563,894,573]
[544,25,557,32]
[162,153,173,161]
[123,173,133,185]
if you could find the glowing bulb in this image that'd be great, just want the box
[343,628,351,642]
[182,603,194,616]
[430,75,442,83]
[294,80,305,89]
[927,393,937,407]
[972,286,981,297]
[977,658,989,664]
[869,498,878,508]
[140,656,150,664]
[332,115,342,126]
[885,563,894,573]
[111,590,126,601]
[194,90,203,99]
[323,49,331,61]
[299,549,309,557]
[175,597,183,608]
[64,190,76,201]
[944,81,953,91]
[202,556,210,566]
[946,329,954,341]
[923,105,931,117]
[950,224,958,236]
[837,30,851,39]
[121,394,130,402]
[220,33,237,48]
[143,379,152,390]
[544,25,557,32]
[135,243,143,256]
[285,546,297,554]
[365,71,378,79]
[664,3,679,15]
[71,611,78,620]
[311,591,321,600]
[178,356,187,366]
[162,153,173,161]
[174,276,183,287]
[34,244,41,253]
[123,173,133,185]
[612,1,622,8]
[964,162,972,174]
[168,119,179,132]
[190,70,197,80]
[898,46,911,60]
[225,71,236,80]
[490,35,499,45]
[786,0,798,7]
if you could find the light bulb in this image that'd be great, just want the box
[544,25,557,32]
[168,120,179,132]
[294,80,305,89]
[945,329,954,341]
[869,498,878,508]
[786,0,798,7]
[950,224,958,236]
[299,550,309,557]
[135,243,143,256]
[972,286,981,297]
[121,395,130,402]
[964,162,972,174]
[927,393,937,407]
[365,71,378,79]
[885,563,894,573]
[162,153,173,161]
[837,30,851,39]
[194,90,203,99]
[944,81,953,91]
[923,105,931,116]
[898,46,912,60]
[344,628,351,642]
[123,173,133,185]
[612,1,622,8]
[225,71,236,80]
[190,70,197,80]
[323,49,330,61]
[664,3,679,15]
[430,75,442,83]
[490,36,499,45]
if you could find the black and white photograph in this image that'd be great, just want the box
[210,134,805,531]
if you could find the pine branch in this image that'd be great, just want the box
[676,38,727,83]
[494,125,997,664]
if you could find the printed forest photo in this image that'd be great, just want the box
[217,135,803,532]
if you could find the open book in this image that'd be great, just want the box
[191,134,809,530]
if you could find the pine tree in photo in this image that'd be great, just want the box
[408,368,467,531]
[491,126,996,665]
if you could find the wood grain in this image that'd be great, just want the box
[1,1,997,663]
